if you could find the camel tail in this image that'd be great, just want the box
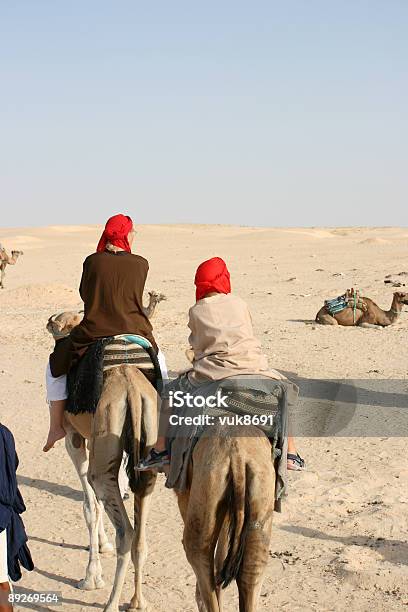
[218,458,250,589]
[123,383,143,494]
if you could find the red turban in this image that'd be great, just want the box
[194,257,231,301]
[96,214,133,253]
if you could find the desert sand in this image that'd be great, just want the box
[0,224,407,611]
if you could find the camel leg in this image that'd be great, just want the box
[177,492,206,612]
[236,519,273,612]
[214,521,229,612]
[89,394,133,612]
[97,502,114,554]
[236,472,274,612]
[64,428,105,590]
[183,473,227,612]
[359,322,382,329]
[118,453,129,499]
[316,311,338,325]
[128,473,156,611]
[0,264,5,289]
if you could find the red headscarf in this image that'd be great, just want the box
[194,257,231,301]
[96,214,133,253]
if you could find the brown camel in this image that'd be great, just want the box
[45,295,165,611]
[0,249,23,288]
[176,425,275,612]
[64,367,158,612]
[315,291,408,327]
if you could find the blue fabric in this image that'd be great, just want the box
[0,424,34,581]
[120,334,152,349]
[325,295,348,315]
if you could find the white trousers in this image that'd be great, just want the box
[45,363,68,402]
[46,350,168,402]
[0,529,8,583]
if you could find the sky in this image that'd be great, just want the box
[1,1,407,227]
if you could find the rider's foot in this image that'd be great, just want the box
[43,426,66,452]
[287,453,306,471]
[136,449,170,471]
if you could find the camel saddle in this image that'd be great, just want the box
[164,373,292,513]
[66,335,161,415]
[325,290,367,316]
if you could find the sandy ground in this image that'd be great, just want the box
[0,224,408,612]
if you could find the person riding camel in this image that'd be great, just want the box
[137,256,305,472]
[43,213,167,452]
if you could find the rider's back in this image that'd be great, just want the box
[77,251,153,342]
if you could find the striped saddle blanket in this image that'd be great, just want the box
[66,335,160,415]
[103,335,155,372]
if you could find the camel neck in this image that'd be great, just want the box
[388,298,401,319]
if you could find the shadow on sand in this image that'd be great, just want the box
[18,475,83,502]
[280,525,408,567]
[12,582,104,611]
[287,319,317,325]
[28,535,86,552]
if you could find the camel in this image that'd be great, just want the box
[142,290,166,318]
[0,249,23,289]
[46,291,166,337]
[65,367,158,612]
[315,291,408,327]
[176,425,275,612]
[45,292,165,611]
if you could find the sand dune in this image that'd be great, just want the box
[359,237,390,245]
[47,225,100,233]
[0,225,407,611]
[1,235,44,250]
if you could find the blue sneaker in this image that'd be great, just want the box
[136,449,170,471]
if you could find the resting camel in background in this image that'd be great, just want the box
[315,291,408,327]
[0,248,23,288]
[45,291,165,612]
[176,425,275,612]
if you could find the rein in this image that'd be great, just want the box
[353,291,358,324]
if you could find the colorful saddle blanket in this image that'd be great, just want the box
[325,291,366,316]
[66,335,160,415]
[325,295,349,315]
[103,335,155,371]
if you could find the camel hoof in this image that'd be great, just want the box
[77,576,105,591]
[99,541,114,554]
[127,598,149,611]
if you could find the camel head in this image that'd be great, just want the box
[394,292,408,306]
[142,291,167,319]
[46,310,83,339]
[11,250,24,256]
[147,290,166,305]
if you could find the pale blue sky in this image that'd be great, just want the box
[1,1,407,227]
